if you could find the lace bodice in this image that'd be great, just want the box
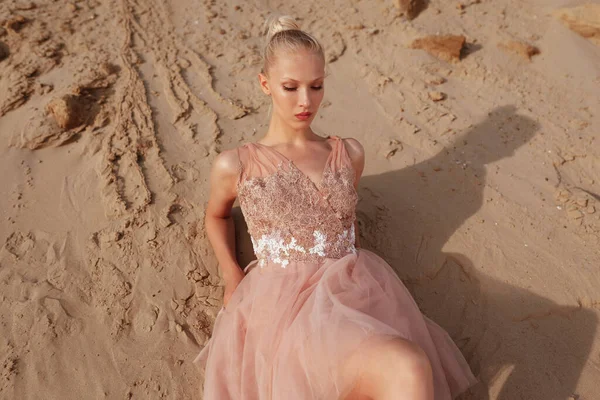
[236,135,358,268]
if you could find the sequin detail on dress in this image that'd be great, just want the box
[237,136,358,268]
[251,225,357,268]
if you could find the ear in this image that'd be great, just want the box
[258,73,271,96]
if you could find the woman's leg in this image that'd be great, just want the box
[341,335,434,400]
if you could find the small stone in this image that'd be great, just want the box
[410,35,466,62]
[393,0,426,20]
[175,323,183,333]
[428,91,446,101]
[46,94,85,130]
[576,198,588,207]
[586,206,596,214]
[498,40,540,61]
[426,76,446,85]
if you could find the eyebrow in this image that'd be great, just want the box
[281,77,324,82]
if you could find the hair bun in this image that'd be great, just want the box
[260,13,324,76]
[263,14,301,44]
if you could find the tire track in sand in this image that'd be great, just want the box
[98,0,174,219]
[125,0,248,145]
[100,0,249,219]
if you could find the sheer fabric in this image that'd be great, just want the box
[193,135,477,399]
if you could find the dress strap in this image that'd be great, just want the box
[236,142,288,184]
[235,146,246,187]
[328,135,353,172]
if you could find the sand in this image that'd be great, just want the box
[0,0,599,399]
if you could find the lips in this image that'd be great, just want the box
[295,112,312,121]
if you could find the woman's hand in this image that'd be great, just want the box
[223,267,246,308]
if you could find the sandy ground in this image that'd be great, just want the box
[0,0,599,399]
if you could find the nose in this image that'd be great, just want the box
[299,87,311,109]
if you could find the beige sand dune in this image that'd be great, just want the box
[1,0,599,399]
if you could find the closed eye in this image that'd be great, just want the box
[283,86,324,91]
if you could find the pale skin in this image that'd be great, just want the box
[204,48,434,400]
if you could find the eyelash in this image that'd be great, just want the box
[283,86,323,91]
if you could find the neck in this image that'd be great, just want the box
[263,113,316,145]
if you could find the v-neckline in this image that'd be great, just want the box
[252,136,338,191]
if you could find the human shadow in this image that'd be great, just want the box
[355,105,597,399]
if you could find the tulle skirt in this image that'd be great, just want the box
[193,248,477,399]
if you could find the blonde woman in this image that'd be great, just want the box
[193,14,477,400]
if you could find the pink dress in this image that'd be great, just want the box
[193,135,477,399]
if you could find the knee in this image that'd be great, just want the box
[349,337,434,400]
[387,339,433,383]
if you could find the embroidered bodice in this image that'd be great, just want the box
[236,135,358,268]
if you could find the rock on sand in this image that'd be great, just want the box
[393,0,426,20]
[410,35,466,62]
[553,4,600,45]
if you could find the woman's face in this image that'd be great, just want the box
[259,49,325,127]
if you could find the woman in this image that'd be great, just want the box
[193,14,477,400]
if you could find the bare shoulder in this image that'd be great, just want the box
[210,147,241,181]
[340,137,365,165]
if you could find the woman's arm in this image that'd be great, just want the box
[342,137,365,249]
[204,148,244,284]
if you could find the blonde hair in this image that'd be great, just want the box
[261,14,325,76]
